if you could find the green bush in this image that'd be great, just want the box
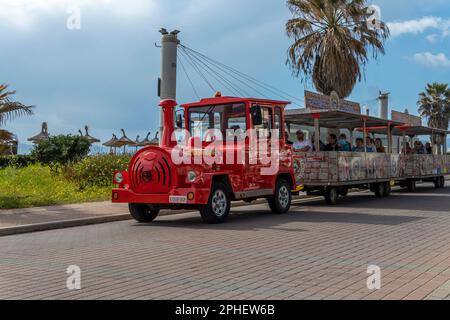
[31,135,90,171]
[0,155,36,169]
[65,154,131,189]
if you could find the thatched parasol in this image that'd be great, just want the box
[28,122,49,144]
[135,132,152,147]
[150,131,159,145]
[103,134,120,154]
[117,129,136,153]
[83,125,100,144]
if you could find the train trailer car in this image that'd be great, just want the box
[285,109,449,205]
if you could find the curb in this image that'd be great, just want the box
[0,198,274,237]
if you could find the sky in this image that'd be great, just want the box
[1,0,449,152]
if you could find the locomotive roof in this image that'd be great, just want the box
[181,96,290,108]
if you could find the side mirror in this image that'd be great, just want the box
[251,105,263,126]
[175,112,184,129]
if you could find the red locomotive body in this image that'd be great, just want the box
[112,95,297,224]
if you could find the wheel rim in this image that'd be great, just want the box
[211,190,227,217]
[278,185,290,208]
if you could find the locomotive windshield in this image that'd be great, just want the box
[188,103,247,142]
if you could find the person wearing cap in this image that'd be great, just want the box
[293,130,312,152]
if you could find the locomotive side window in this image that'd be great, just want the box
[253,106,273,139]
[188,103,247,142]
[274,107,282,139]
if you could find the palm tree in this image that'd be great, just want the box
[286,0,389,98]
[418,82,450,130]
[0,84,34,154]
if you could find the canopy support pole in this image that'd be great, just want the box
[313,114,320,152]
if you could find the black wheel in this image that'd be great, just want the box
[268,179,292,214]
[434,177,441,188]
[374,182,385,198]
[339,187,349,197]
[407,180,417,192]
[324,187,338,205]
[129,204,160,223]
[439,176,446,188]
[200,183,231,224]
[384,182,391,197]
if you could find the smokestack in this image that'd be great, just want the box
[158,28,180,146]
[378,91,390,120]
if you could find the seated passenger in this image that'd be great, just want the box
[414,141,426,154]
[402,142,413,154]
[293,130,312,152]
[366,137,376,153]
[324,134,339,151]
[285,131,294,145]
[352,138,366,152]
[375,138,386,153]
[425,142,432,154]
[311,136,325,152]
[338,133,351,151]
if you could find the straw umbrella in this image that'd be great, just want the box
[83,125,100,144]
[28,122,49,144]
[117,129,136,154]
[103,134,120,154]
[150,131,159,145]
[137,132,153,147]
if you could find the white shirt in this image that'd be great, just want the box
[293,139,312,152]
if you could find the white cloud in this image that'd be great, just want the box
[0,0,157,29]
[412,52,450,68]
[387,16,450,41]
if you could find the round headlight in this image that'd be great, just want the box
[115,172,124,184]
[187,171,197,182]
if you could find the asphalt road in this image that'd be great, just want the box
[0,182,449,300]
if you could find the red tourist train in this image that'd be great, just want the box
[112,93,449,224]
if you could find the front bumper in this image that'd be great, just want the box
[112,187,211,205]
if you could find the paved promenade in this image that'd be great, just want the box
[0,183,449,300]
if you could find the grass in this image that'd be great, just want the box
[0,164,111,209]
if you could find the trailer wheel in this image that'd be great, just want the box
[439,176,446,188]
[339,187,349,197]
[434,177,441,189]
[268,179,292,214]
[199,183,230,224]
[129,204,160,223]
[374,183,385,198]
[384,182,391,197]
[407,180,417,192]
[324,187,338,205]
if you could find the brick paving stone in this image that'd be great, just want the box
[0,184,449,300]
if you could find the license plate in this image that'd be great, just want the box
[169,196,188,204]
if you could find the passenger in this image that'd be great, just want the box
[324,134,339,151]
[352,138,365,152]
[402,142,413,154]
[338,134,351,151]
[293,130,312,152]
[375,138,386,153]
[285,131,294,145]
[365,137,376,153]
[311,135,325,152]
[425,142,433,154]
[413,141,426,154]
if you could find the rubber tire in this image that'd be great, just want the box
[199,183,231,224]
[439,176,445,188]
[129,204,160,223]
[268,179,292,214]
[339,187,349,197]
[374,182,385,198]
[324,187,338,205]
[384,182,391,197]
[407,180,417,192]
